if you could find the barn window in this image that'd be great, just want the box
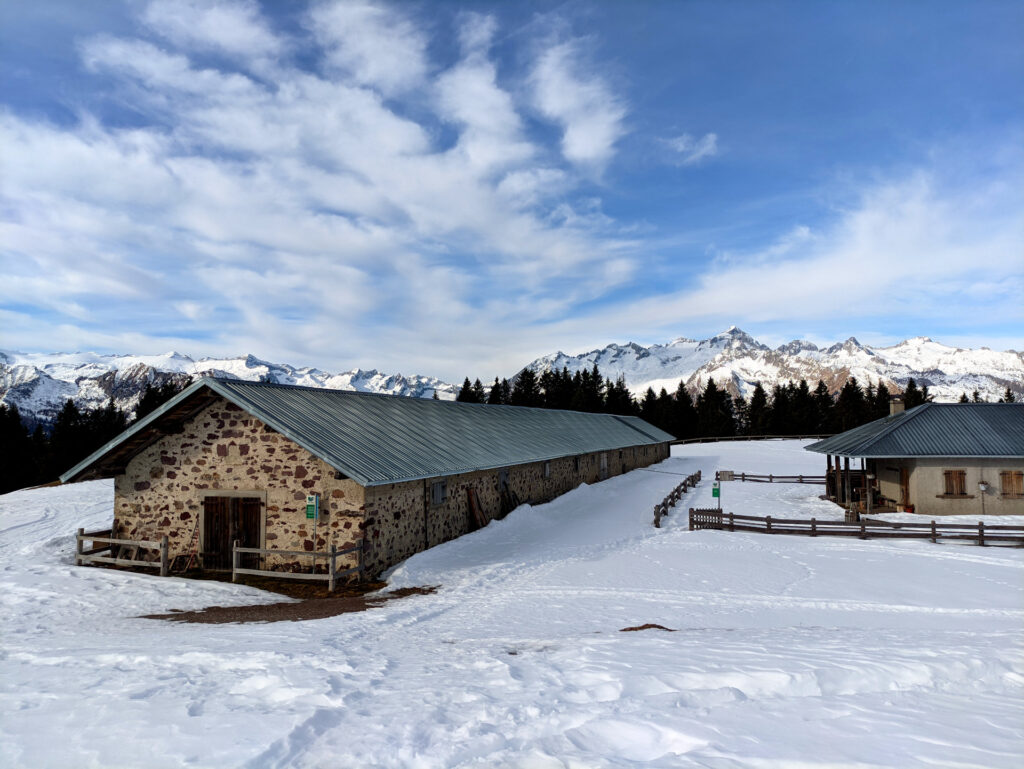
[1001,471,1023,498]
[942,470,967,497]
[543,461,551,479]
[430,480,447,505]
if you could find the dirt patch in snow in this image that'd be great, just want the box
[141,586,438,624]
[620,623,676,632]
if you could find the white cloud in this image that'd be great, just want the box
[530,40,626,170]
[308,1,428,96]
[665,132,718,165]
[141,0,283,60]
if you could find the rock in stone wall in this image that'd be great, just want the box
[113,397,365,571]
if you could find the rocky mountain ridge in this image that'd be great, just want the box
[523,327,1023,403]
[2,329,1020,426]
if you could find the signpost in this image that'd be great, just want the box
[306,494,320,575]
[712,480,721,510]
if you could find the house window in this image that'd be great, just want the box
[1001,470,1023,498]
[543,461,551,479]
[942,470,967,497]
[430,480,447,506]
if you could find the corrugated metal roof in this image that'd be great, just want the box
[805,403,1024,458]
[62,377,675,486]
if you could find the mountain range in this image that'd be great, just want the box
[2,328,1020,426]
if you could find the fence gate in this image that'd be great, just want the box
[203,496,261,569]
[689,508,724,530]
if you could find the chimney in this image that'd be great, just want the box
[890,397,905,416]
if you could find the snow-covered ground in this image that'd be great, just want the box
[2,440,1022,768]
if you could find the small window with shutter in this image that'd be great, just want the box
[942,470,967,497]
[1001,470,1023,498]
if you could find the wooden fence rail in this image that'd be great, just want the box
[653,470,703,527]
[688,509,1024,546]
[231,540,364,591]
[76,528,169,575]
[716,471,826,484]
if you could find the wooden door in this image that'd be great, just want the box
[202,497,261,569]
[599,453,609,480]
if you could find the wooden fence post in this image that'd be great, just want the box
[769,473,773,483]
[329,544,337,592]
[766,515,772,534]
[860,520,867,540]
[232,539,240,583]
[978,521,985,547]
[159,535,169,577]
[688,508,694,531]
[76,527,84,566]
[931,520,937,543]
[728,512,734,532]
[810,518,816,537]
[654,505,662,528]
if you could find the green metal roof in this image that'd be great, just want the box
[62,377,675,486]
[805,403,1024,459]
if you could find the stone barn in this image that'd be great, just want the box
[806,402,1024,517]
[62,378,674,578]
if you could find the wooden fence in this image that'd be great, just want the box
[653,470,703,527]
[231,540,364,591]
[716,471,826,484]
[688,509,1024,546]
[76,528,169,575]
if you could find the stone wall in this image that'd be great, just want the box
[362,441,671,576]
[902,458,1024,516]
[113,397,364,571]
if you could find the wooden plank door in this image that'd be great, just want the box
[202,496,230,569]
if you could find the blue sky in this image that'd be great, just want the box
[1,0,1022,380]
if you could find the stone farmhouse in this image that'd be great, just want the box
[62,378,674,578]
[806,402,1024,517]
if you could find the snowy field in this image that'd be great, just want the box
[1,440,1022,768]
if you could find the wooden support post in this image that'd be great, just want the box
[232,539,240,583]
[843,457,852,507]
[769,473,773,483]
[329,544,337,592]
[766,515,772,534]
[688,508,694,531]
[931,520,937,543]
[978,521,985,547]
[728,512,734,532]
[159,535,169,577]
[654,505,662,528]
[859,520,867,540]
[76,527,84,566]
[810,518,817,537]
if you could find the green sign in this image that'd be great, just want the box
[712,483,720,498]
[305,494,318,519]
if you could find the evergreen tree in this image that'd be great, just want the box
[873,382,892,419]
[456,377,476,402]
[972,390,983,403]
[486,377,503,405]
[471,378,486,403]
[639,388,658,426]
[746,383,770,436]
[768,383,792,435]
[999,387,1016,403]
[792,379,815,433]
[670,381,698,440]
[903,378,926,409]
[958,392,970,403]
[0,404,37,493]
[135,377,191,421]
[835,377,868,431]
[510,369,542,407]
[812,380,835,432]
[732,394,749,436]
[604,376,636,416]
[696,379,735,437]
[499,378,511,404]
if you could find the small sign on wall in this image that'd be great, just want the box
[305,493,319,520]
